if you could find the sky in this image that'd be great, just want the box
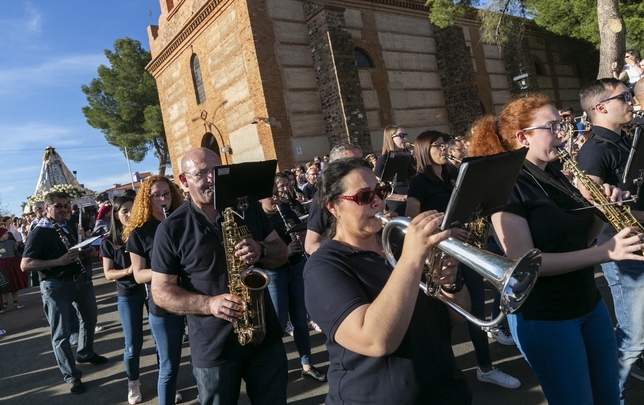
[0,1,163,215]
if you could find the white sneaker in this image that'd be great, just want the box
[175,391,183,403]
[285,321,294,337]
[69,333,79,346]
[308,319,322,332]
[127,379,142,404]
[95,324,104,332]
[487,327,516,346]
[477,366,521,389]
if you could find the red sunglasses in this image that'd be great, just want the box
[337,184,393,205]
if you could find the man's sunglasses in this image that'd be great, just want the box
[52,204,70,209]
[337,183,393,205]
[592,91,633,110]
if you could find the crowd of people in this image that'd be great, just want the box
[2,57,644,405]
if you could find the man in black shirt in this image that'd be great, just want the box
[21,192,107,395]
[301,166,318,200]
[577,78,644,401]
[150,147,288,405]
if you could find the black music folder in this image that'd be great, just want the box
[213,160,278,210]
[623,116,644,184]
[380,151,413,183]
[441,148,528,230]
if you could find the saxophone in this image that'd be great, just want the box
[464,217,490,250]
[557,148,644,252]
[222,207,270,345]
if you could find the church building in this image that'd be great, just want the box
[146,0,597,173]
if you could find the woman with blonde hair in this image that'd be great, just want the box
[123,175,185,405]
[470,93,644,404]
[375,125,415,215]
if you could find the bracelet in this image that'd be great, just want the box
[441,273,464,294]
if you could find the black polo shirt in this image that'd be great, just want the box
[23,223,84,280]
[100,238,143,297]
[576,125,644,242]
[151,201,283,368]
[503,163,601,320]
[407,169,455,213]
[127,217,166,316]
[304,239,471,405]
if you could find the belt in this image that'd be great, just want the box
[45,273,85,282]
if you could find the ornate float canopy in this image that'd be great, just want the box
[26,147,95,211]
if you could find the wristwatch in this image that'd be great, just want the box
[442,273,464,294]
[258,242,267,260]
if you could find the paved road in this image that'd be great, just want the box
[0,263,642,404]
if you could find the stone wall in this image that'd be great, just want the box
[302,1,373,153]
[434,25,483,138]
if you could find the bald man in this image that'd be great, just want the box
[634,78,644,107]
[150,147,288,405]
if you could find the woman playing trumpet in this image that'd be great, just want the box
[470,93,644,404]
[303,158,471,405]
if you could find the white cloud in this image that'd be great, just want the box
[0,122,80,150]
[0,53,106,96]
[0,2,43,41]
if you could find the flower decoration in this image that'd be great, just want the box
[28,184,95,204]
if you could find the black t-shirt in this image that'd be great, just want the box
[266,203,304,265]
[151,201,283,368]
[576,126,644,243]
[100,238,143,297]
[302,182,317,200]
[126,217,167,316]
[306,191,327,236]
[502,163,601,321]
[407,169,455,213]
[304,239,471,405]
[23,223,84,280]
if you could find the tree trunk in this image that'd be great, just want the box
[597,0,626,79]
[152,138,168,176]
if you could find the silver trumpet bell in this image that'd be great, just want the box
[378,214,541,331]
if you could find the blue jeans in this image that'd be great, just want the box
[193,339,287,405]
[117,291,147,381]
[265,260,312,366]
[508,300,619,405]
[148,312,184,405]
[40,275,98,383]
[461,265,492,368]
[601,260,644,403]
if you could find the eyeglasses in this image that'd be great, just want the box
[150,192,172,200]
[183,168,213,180]
[391,133,408,139]
[337,183,393,205]
[52,203,70,209]
[521,122,563,135]
[431,141,448,149]
[592,91,633,110]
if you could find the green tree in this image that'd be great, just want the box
[426,0,643,79]
[82,37,168,175]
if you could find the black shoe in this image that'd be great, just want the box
[76,353,108,364]
[301,365,326,382]
[69,379,85,394]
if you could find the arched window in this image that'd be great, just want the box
[354,48,375,68]
[191,54,206,104]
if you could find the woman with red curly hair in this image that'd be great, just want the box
[123,175,185,405]
[471,94,644,404]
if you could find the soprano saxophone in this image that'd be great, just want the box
[222,207,270,345]
[557,148,644,252]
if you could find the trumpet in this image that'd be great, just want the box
[376,213,541,331]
